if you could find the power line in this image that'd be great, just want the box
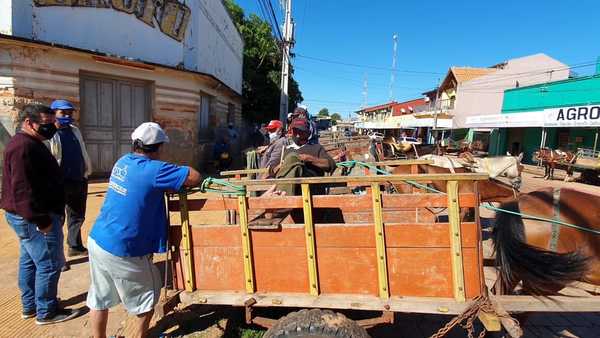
[265,0,283,41]
[295,53,444,75]
[458,61,597,88]
[294,65,428,91]
[257,0,282,42]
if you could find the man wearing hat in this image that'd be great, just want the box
[48,99,92,263]
[2,104,80,325]
[86,122,201,338]
[259,119,288,178]
[292,105,319,145]
[275,118,335,195]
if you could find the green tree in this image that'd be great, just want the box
[330,113,342,121]
[317,108,330,117]
[224,0,303,123]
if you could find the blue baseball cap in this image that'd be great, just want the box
[50,99,74,111]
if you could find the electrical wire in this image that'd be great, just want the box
[265,0,284,41]
[458,61,597,88]
[257,0,282,42]
[296,53,444,74]
[294,65,429,91]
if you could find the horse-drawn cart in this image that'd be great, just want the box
[158,163,600,337]
[534,147,600,183]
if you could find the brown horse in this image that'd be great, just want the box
[532,148,577,181]
[492,188,599,295]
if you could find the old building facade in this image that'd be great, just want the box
[1,0,243,174]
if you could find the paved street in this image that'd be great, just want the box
[0,172,598,337]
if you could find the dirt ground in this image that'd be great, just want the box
[0,170,599,337]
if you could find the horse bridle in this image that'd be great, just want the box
[463,157,522,191]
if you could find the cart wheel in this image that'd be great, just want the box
[263,309,370,338]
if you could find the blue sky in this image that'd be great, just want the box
[234,0,600,119]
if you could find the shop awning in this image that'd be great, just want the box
[466,104,600,128]
[466,112,544,128]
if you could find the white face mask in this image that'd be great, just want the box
[269,131,279,142]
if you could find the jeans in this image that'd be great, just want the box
[5,212,65,319]
[63,180,88,249]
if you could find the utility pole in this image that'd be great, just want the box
[279,0,294,123]
[389,34,398,102]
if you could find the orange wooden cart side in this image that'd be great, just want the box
[169,173,487,302]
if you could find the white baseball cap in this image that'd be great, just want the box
[131,122,170,145]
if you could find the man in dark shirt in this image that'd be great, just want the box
[48,100,92,260]
[1,104,79,324]
[275,118,336,195]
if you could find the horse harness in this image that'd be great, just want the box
[549,188,561,252]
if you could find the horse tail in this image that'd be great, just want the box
[492,201,589,295]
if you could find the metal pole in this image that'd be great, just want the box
[540,127,546,149]
[279,0,293,122]
[495,128,501,155]
[593,127,599,154]
[538,127,546,166]
[389,34,398,102]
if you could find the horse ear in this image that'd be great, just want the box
[518,152,524,162]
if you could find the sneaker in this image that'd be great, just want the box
[21,310,36,319]
[67,246,88,257]
[35,308,80,325]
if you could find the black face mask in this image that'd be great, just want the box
[292,135,307,146]
[35,123,57,140]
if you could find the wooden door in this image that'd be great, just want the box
[80,74,150,176]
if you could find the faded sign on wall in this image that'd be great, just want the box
[33,0,191,41]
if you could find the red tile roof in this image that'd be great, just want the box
[360,101,398,113]
[391,98,427,116]
[358,98,426,115]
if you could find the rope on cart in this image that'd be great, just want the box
[195,177,247,196]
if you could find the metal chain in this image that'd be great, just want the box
[428,295,491,338]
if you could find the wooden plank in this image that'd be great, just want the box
[559,286,595,297]
[178,193,195,291]
[179,291,482,315]
[496,295,600,312]
[370,159,433,166]
[477,311,501,332]
[168,193,477,212]
[371,183,390,299]
[488,292,523,338]
[238,196,255,293]
[228,173,489,186]
[178,222,480,249]
[447,180,466,302]
[221,168,269,176]
[570,281,600,294]
[171,226,482,298]
[301,184,319,296]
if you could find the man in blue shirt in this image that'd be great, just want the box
[86,122,201,338]
[48,100,93,269]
